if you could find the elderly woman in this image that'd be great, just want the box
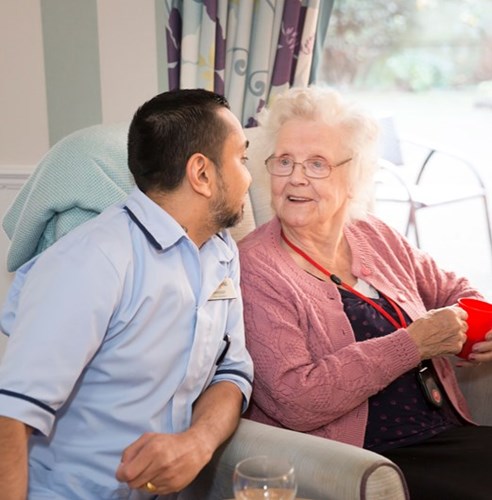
[239,86,492,499]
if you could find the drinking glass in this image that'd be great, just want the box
[233,455,297,500]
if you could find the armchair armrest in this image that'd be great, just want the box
[182,418,409,499]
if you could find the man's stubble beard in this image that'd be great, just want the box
[210,174,245,230]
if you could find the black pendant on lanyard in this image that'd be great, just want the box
[280,229,444,408]
[417,364,443,408]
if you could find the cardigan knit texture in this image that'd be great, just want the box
[239,215,480,447]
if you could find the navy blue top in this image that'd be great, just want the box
[338,287,461,452]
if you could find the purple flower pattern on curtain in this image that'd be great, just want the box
[162,0,332,126]
[271,1,304,87]
[203,0,226,94]
[165,6,182,91]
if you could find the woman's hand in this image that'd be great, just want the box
[407,306,468,360]
[457,330,492,365]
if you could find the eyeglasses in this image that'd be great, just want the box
[265,155,352,179]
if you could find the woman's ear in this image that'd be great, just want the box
[186,153,215,198]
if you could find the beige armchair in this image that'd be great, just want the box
[182,364,492,500]
[5,124,491,500]
[183,419,408,499]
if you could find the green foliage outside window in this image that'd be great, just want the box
[321,0,492,91]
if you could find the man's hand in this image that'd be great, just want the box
[115,381,243,494]
[115,428,212,495]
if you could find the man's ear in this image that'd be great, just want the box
[186,153,215,198]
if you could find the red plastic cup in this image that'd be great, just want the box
[457,298,492,359]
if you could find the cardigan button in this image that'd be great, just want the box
[361,266,371,276]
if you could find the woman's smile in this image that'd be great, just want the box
[286,194,314,203]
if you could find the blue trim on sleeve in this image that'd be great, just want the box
[214,369,253,387]
[0,389,56,416]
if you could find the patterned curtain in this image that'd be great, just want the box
[164,0,334,126]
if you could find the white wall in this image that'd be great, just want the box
[0,0,161,170]
[0,170,32,358]
[0,0,163,357]
[0,1,49,166]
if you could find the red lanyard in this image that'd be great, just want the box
[280,230,407,330]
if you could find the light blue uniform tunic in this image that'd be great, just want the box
[0,187,253,499]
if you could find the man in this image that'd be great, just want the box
[0,89,253,499]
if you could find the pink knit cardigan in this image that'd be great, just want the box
[238,215,479,447]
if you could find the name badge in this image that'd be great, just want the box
[209,277,237,300]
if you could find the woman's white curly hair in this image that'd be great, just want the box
[257,85,381,221]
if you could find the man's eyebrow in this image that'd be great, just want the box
[245,140,250,149]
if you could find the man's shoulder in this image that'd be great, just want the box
[63,204,127,241]
[37,205,133,270]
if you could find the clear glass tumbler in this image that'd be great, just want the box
[233,455,297,500]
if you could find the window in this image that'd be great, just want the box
[317,0,492,298]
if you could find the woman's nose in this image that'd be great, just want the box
[289,163,309,184]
